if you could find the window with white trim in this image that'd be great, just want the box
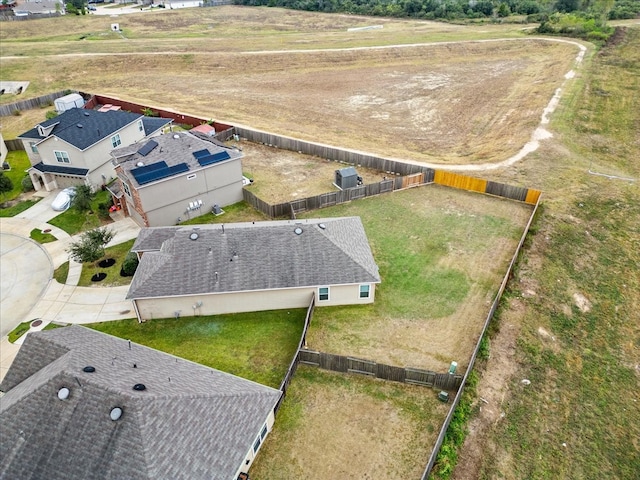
[253,436,261,454]
[260,424,268,440]
[30,142,38,153]
[54,151,70,163]
[318,287,329,301]
[359,284,370,299]
[122,181,132,198]
[111,134,122,148]
[137,119,144,132]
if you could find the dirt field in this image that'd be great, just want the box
[251,366,450,479]
[0,8,579,166]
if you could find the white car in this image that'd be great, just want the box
[51,187,76,212]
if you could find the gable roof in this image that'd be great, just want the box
[0,326,280,480]
[127,217,380,300]
[112,131,242,188]
[18,108,169,151]
[32,161,89,177]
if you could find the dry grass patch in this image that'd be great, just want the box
[250,366,449,479]
[301,185,532,372]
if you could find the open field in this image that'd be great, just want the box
[0,8,579,166]
[300,185,532,372]
[251,366,449,479]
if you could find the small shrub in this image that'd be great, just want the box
[45,110,58,120]
[21,176,34,192]
[12,109,21,116]
[122,251,139,276]
[97,199,113,220]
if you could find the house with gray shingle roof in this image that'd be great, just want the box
[18,107,171,193]
[0,326,281,480]
[127,217,380,321]
[109,131,243,227]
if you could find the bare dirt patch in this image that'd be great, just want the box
[251,366,450,479]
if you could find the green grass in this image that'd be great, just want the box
[0,199,38,217]
[47,189,112,235]
[179,200,269,225]
[78,238,136,287]
[53,261,69,284]
[30,228,57,244]
[86,309,306,388]
[8,321,32,343]
[0,150,31,202]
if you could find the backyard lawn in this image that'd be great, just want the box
[300,184,532,372]
[87,309,306,388]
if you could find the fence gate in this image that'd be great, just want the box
[320,192,338,208]
[347,357,376,376]
[290,199,307,214]
[402,172,425,189]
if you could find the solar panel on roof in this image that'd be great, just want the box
[137,140,158,157]
[130,161,167,179]
[197,151,231,167]
[134,163,190,185]
[192,149,211,160]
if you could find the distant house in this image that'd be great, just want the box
[109,131,244,227]
[0,326,281,480]
[18,108,171,192]
[11,0,63,15]
[127,217,380,321]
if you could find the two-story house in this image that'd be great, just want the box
[109,131,244,227]
[18,108,171,192]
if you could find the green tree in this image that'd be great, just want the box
[71,184,94,212]
[68,227,114,263]
[498,2,511,16]
[0,172,13,199]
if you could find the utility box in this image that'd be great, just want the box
[438,391,449,403]
[334,166,359,190]
[54,93,85,113]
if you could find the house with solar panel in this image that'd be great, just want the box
[0,326,281,480]
[18,107,171,193]
[109,131,243,227]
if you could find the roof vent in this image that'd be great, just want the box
[173,134,180,139]
[189,232,199,240]
[136,162,144,167]
[110,407,123,421]
[77,124,83,128]
[294,227,303,235]
[84,112,90,116]
[133,383,146,391]
[318,223,326,230]
[57,387,70,400]
[83,366,96,373]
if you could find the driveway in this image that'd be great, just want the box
[0,233,52,338]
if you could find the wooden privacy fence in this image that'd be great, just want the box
[275,294,315,414]
[4,139,24,152]
[0,90,69,117]
[299,349,462,392]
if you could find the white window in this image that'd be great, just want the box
[359,284,370,299]
[54,151,70,163]
[260,424,268,440]
[30,142,38,153]
[111,134,122,148]
[318,287,329,301]
[253,436,261,454]
[122,181,131,198]
[137,119,144,132]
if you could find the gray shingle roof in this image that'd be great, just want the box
[142,117,172,137]
[32,161,89,176]
[18,108,169,151]
[127,217,380,300]
[112,131,242,188]
[0,326,281,480]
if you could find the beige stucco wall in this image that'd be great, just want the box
[134,283,375,321]
[134,158,244,227]
[0,134,8,164]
